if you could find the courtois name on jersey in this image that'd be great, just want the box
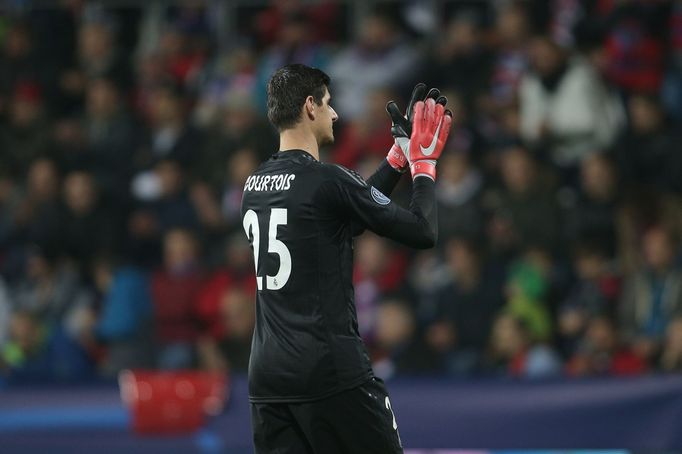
[244,173,296,192]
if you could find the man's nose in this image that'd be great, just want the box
[331,108,338,122]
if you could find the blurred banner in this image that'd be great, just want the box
[1,374,681,450]
[391,374,682,449]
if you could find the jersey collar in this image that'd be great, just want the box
[274,149,318,162]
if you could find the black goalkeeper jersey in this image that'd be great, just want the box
[241,149,437,403]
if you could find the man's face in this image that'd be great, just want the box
[316,88,338,147]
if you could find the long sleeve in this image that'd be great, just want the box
[365,159,403,197]
[319,164,437,249]
[351,158,404,236]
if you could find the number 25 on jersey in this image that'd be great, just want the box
[243,208,292,290]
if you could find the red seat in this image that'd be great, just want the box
[119,370,229,434]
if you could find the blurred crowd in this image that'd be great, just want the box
[1,0,682,385]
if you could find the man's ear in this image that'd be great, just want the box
[305,95,316,120]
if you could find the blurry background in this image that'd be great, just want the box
[0,0,682,451]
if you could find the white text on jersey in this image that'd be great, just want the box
[244,174,296,192]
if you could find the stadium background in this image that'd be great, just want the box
[1,0,682,451]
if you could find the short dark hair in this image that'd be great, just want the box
[267,64,330,131]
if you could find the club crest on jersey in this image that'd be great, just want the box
[370,186,391,205]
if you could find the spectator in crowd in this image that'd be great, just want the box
[0,177,19,255]
[435,151,484,243]
[558,243,621,358]
[0,277,14,346]
[194,44,257,128]
[129,159,199,266]
[330,86,394,169]
[78,77,137,202]
[156,22,209,89]
[487,147,560,259]
[437,89,485,160]
[217,287,255,371]
[195,53,277,166]
[619,226,682,366]
[252,0,342,47]
[662,0,682,123]
[196,233,257,341]
[56,170,118,274]
[353,234,408,340]
[614,93,682,194]
[134,80,202,172]
[563,153,620,257]
[151,228,204,369]
[486,3,529,107]
[132,50,168,119]
[76,9,131,90]
[372,298,436,378]
[55,8,130,117]
[327,9,418,120]
[519,35,623,176]
[191,146,260,254]
[220,148,259,232]
[660,316,682,372]
[602,1,669,94]
[188,179,225,250]
[426,238,504,375]
[538,0,593,49]
[5,159,62,273]
[0,81,51,182]
[615,186,682,277]
[10,244,95,343]
[157,159,202,232]
[149,158,199,232]
[94,255,154,376]
[474,4,527,153]
[197,88,275,191]
[1,309,94,383]
[504,245,554,342]
[255,11,329,113]
[487,312,562,378]
[418,11,491,113]
[567,315,647,376]
[198,287,255,373]
[0,21,40,109]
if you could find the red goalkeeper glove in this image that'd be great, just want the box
[385,83,437,172]
[406,97,452,180]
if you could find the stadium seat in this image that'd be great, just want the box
[118,369,228,434]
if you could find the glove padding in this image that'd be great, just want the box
[407,97,453,180]
[385,83,441,172]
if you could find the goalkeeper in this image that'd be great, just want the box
[242,64,452,453]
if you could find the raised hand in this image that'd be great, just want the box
[406,96,453,180]
[385,83,441,172]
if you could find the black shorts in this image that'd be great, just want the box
[250,377,403,454]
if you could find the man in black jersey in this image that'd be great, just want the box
[241,63,452,453]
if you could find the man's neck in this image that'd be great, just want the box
[279,127,319,160]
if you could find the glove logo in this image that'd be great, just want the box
[370,186,391,205]
[419,119,442,157]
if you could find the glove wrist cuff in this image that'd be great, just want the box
[387,143,408,173]
[410,160,436,181]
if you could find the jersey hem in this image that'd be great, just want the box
[248,371,374,404]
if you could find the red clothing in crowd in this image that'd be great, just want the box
[331,122,394,170]
[352,249,408,293]
[151,269,204,343]
[566,347,648,376]
[196,269,257,340]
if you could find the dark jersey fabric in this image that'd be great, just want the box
[241,149,436,403]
